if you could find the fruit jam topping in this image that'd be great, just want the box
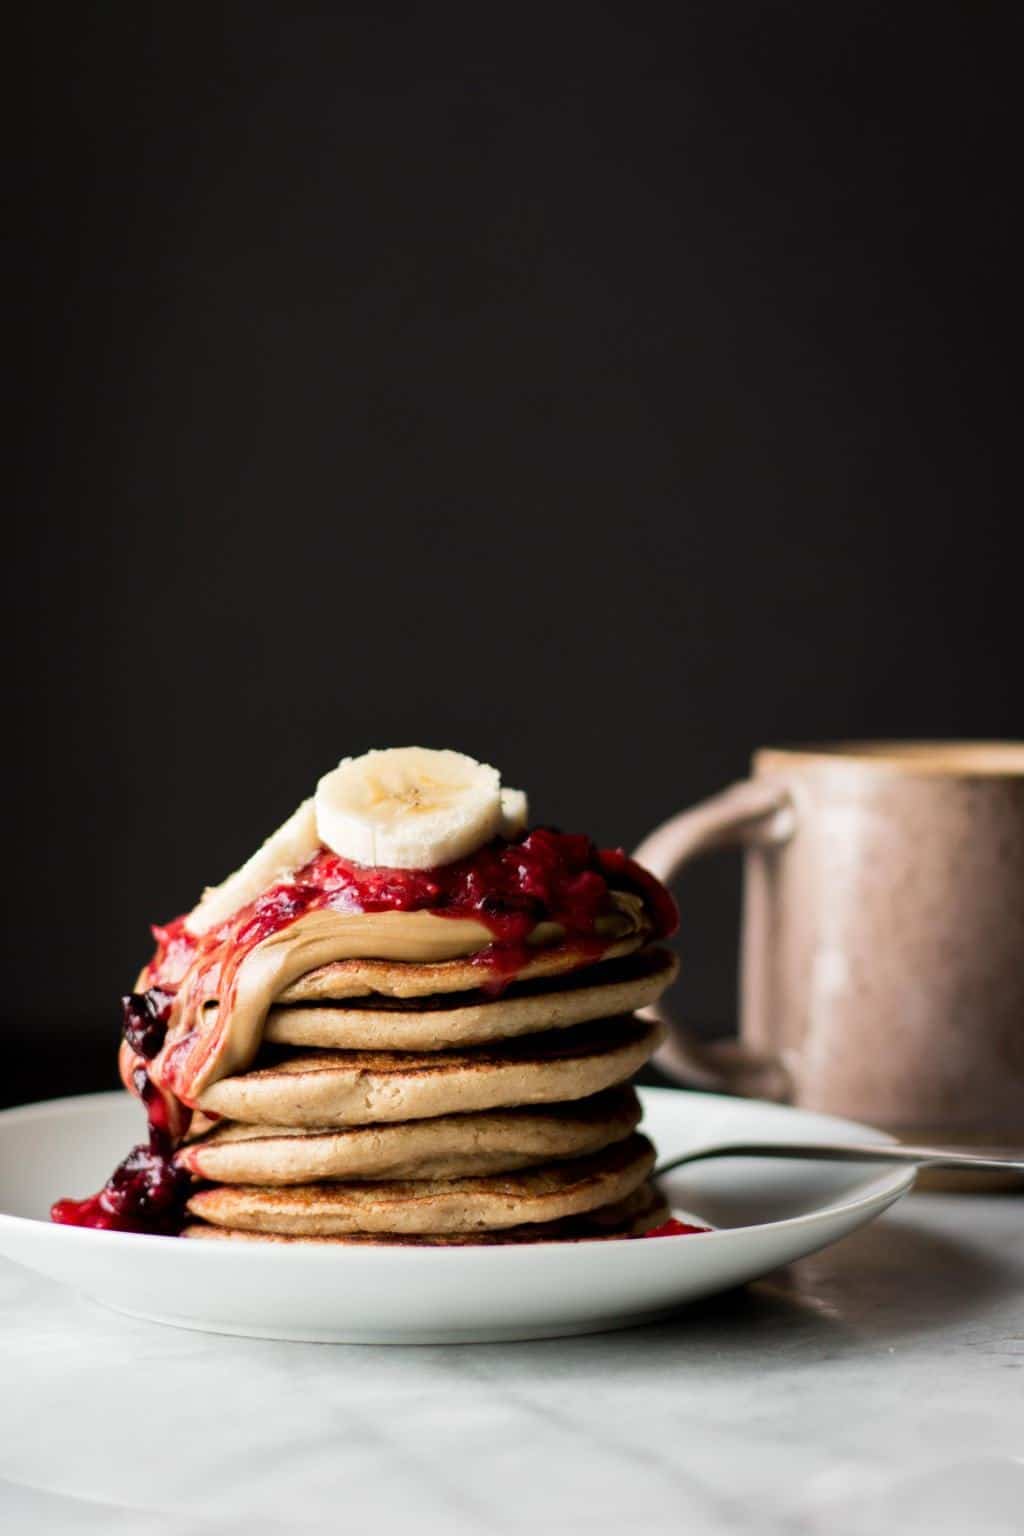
[144,827,678,991]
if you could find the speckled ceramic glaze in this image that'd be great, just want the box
[635,743,1024,1145]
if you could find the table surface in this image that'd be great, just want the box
[1,1191,1021,1536]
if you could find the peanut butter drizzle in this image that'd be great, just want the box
[149,899,644,1105]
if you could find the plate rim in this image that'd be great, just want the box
[0,1085,916,1259]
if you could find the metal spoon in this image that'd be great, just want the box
[655,1142,1024,1178]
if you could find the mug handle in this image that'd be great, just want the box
[633,779,797,1099]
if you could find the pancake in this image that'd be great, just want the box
[264,948,678,1052]
[182,1181,670,1244]
[197,1015,663,1127]
[177,1086,642,1183]
[185,1132,654,1235]
[275,932,649,1004]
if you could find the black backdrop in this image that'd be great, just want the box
[6,4,1018,1105]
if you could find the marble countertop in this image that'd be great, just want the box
[1,1191,1021,1536]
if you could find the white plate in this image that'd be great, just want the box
[0,1087,913,1343]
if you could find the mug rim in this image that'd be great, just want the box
[755,740,1024,777]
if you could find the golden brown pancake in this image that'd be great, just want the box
[186,1132,654,1235]
[177,1087,642,1183]
[276,933,649,1003]
[197,1016,663,1127]
[181,1181,670,1244]
[264,949,677,1052]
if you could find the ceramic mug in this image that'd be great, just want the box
[634,742,1024,1146]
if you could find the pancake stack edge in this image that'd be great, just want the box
[178,946,678,1245]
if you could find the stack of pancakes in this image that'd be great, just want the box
[178,943,677,1245]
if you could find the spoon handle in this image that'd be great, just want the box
[654,1142,1024,1177]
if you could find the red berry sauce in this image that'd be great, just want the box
[643,1218,711,1238]
[145,827,678,990]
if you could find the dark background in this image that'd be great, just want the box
[6,3,1018,1106]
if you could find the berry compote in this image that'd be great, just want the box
[51,992,192,1233]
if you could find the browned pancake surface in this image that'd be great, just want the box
[186,1132,654,1234]
[178,1086,642,1183]
[197,1015,662,1126]
[264,948,677,1051]
[182,1182,669,1244]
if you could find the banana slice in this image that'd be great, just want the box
[186,799,320,936]
[315,748,503,869]
[499,787,529,838]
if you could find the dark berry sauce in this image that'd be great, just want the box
[120,989,174,1060]
[50,1140,191,1235]
[51,993,193,1234]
